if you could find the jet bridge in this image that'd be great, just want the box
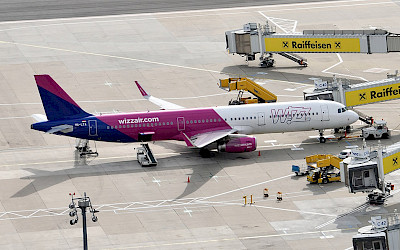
[303,76,400,124]
[226,22,400,67]
[340,141,400,204]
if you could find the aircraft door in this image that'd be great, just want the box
[321,105,330,121]
[177,117,185,131]
[258,112,265,126]
[89,120,97,136]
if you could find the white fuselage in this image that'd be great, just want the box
[214,100,358,134]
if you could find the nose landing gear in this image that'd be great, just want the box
[319,130,326,143]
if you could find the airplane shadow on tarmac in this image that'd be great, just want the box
[10,135,366,199]
[11,143,315,198]
[12,132,400,200]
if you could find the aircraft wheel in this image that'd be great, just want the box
[319,137,326,143]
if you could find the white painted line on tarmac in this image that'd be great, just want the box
[291,145,304,151]
[315,202,369,229]
[0,0,383,25]
[258,12,298,34]
[259,143,303,148]
[284,85,308,91]
[252,204,337,217]
[320,231,335,239]
[196,174,292,201]
[0,115,32,120]
[104,81,113,87]
[152,177,162,187]
[0,151,182,169]
[0,39,310,96]
[183,207,193,217]
[322,53,368,81]
[0,92,307,109]
[0,93,237,107]
[0,40,221,74]
[363,68,390,73]
[106,228,355,249]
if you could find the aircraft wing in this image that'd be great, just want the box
[181,129,237,148]
[46,124,73,134]
[135,81,184,110]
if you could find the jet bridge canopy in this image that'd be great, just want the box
[303,76,400,108]
[226,22,400,66]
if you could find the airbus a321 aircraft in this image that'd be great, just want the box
[31,75,359,156]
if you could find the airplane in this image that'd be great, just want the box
[31,75,359,157]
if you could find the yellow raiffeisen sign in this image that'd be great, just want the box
[383,151,400,174]
[265,38,361,52]
[345,81,400,106]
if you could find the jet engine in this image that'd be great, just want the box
[218,135,257,153]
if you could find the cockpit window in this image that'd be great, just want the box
[338,108,341,113]
[338,107,347,113]
[342,107,346,112]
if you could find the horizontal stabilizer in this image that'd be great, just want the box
[135,81,185,110]
[46,124,73,134]
[31,114,47,122]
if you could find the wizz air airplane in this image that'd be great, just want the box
[31,75,359,156]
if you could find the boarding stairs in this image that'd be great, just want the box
[143,143,157,165]
[137,143,158,166]
[277,52,308,66]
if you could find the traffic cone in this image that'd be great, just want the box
[187,176,190,183]
[258,151,261,157]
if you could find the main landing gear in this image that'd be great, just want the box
[200,148,214,158]
[75,139,98,157]
[318,130,326,143]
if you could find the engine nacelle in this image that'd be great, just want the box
[218,136,257,153]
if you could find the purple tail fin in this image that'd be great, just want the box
[34,75,91,121]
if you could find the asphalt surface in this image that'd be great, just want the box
[0,0,399,249]
[1,0,342,22]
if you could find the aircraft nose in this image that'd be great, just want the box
[348,110,359,123]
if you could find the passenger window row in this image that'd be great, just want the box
[186,118,221,124]
[225,116,256,121]
[270,112,318,118]
[107,122,174,129]
[106,118,224,130]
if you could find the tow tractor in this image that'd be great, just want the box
[362,120,390,140]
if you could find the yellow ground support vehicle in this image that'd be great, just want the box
[306,154,342,184]
[218,78,277,105]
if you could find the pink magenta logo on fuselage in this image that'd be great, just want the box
[118,117,160,124]
[271,106,311,124]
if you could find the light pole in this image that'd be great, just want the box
[68,192,99,250]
